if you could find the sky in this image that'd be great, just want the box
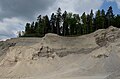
[0,0,120,40]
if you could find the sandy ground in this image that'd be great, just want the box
[0,26,120,79]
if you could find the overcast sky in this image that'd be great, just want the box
[0,0,120,40]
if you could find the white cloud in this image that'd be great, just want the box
[106,0,120,9]
[45,0,104,15]
[0,17,26,40]
[75,0,104,14]
[116,0,120,9]
[106,0,114,2]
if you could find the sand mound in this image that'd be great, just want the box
[95,26,120,47]
[1,26,120,79]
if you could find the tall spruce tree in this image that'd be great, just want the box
[31,22,35,34]
[73,14,80,35]
[44,15,51,33]
[62,11,68,36]
[94,10,102,30]
[34,22,39,36]
[56,8,62,35]
[50,13,56,33]
[81,12,87,34]
[37,15,45,36]
[86,14,91,34]
[25,23,31,35]
[89,10,94,33]
[101,9,106,29]
[106,6,114,27]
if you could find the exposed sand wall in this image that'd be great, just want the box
[0,26,120,79]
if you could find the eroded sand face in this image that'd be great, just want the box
[0,26,120,79]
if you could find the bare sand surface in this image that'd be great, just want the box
[0,26,120,79]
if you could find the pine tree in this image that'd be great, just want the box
[50,13,57,33]
[62,11,68,36]
[81,12,87,34]
[25,23,31,35]
[67,13,77,35]
[86,14,90,34]
[89,10,94,33]
[44,15,51,33]
[101,9,106,29]
[36,15,45,37]
[73,14,80,35]
[94,10,103,30]
[56,8,62,35]
[106,6,114,27]
[34,22,38,36]
[114,15,120,28]
[31,22,35,33]
[37,15,42,23]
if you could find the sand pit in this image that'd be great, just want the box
[1,26,120,79]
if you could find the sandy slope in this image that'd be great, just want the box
[0,26,120,79]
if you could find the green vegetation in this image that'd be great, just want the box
[21,6,120,37]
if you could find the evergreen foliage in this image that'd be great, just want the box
[21,6,120,37]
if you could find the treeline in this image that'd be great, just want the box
[20,6,120,37]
